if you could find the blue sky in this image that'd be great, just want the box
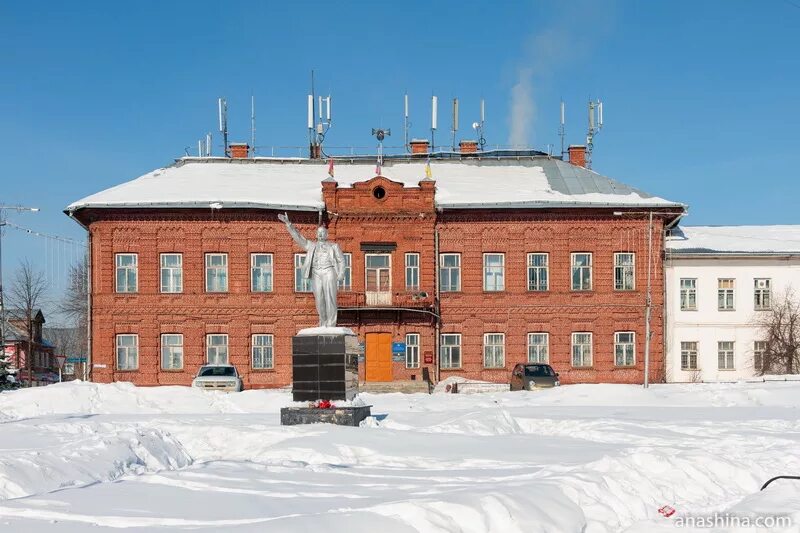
[1,0,799,314]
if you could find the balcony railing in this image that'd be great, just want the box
[339,290,433,309]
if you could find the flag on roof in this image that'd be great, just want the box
[327,158,334,178]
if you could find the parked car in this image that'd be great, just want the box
[510,363,560,391]
[192,364,243,392]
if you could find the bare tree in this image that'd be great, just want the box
[754,287,800,375]
[7,259,48,386]
[59,259,88,357]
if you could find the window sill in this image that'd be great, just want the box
[614,364,637,369]
[680,308,698,312]
[681,368,700,372]
[441,367,463,371]
[718,368,737,371]
[571,289,593,293]
[614,289,636,292]
[114,368,139,372]
[160,368,185,372]
[250,368,276,372]
[717,308,736,312]
[483,366,506,370]
[571,365,594,369]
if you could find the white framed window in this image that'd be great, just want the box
[753,340,767,371]
[483,333,505,368]
[754,278,771,310]
[439,253,461,292]
[205,253,228,292]
[405,333,420,368]
[680,278,697,311]
[614,252,635,291]
[115,253,138,293]
[338,253,352,291]
[116,334,138,370]
[718,341,735,370]
[294,254,312,292]
[405,253,420,291]
[718,278,735,311]
[206,334,229,365]
[161,334,183,370]
[527,333,549,363]
[527,253,549,291]
[614,331,635,366]
[252,334,274,369]
[251,253,273,292]
[571,332,592,367]
[160,253,182,293]
[681,341,698,370]
[483,253,505,292]
[571,253,592,291]
[440,334,461,368]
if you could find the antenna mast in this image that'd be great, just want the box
[585,98,603,169]
[250,94,256,157]
[218,97,228,157]
[403,93,410,152]
[431,95,438,152]
[451,97,459,151]
[559,100,566,159]
[472,98,486,151]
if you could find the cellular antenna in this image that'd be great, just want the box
[472,98,487,150]
[559,100,566,159]
[585,98,604,169]
[218,97,228,157]
[431,95,438,151]
[451,97,459,151]
[403,93,410,152]
[250,94,256,157]
[205,132,212,157]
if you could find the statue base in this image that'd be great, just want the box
[291,332,359,402]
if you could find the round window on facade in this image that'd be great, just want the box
[372,186,386,200]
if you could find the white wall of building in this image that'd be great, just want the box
[665,256,800,382]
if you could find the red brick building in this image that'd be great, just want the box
[66,146,684,388]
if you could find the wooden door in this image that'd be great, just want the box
[365,333,393,382]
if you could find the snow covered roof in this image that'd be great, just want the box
[66,154,684,213]
[667,225,800,255]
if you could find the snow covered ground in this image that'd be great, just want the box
[0,381,799,532]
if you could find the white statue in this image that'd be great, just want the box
[279,212,346,328]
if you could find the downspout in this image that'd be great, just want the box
[66,209,91,382]
[662,210,686,383]
[434,220,441,383]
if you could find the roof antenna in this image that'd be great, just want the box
[206,132,212,157]
[586,98,603,169]
[403,93,411,152]
[559,100,566,160]
[472,98,486,151]
[218,97,228,157]
[250,94,256,157]
[451,97,459,151]
[431,95,438,152]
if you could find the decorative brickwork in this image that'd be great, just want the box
[77,176,671,388]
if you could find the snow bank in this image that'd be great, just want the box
[1,381,799,531]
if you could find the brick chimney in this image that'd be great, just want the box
[410,139,430,155]
[229,143,250,159]
[568,145,586,167]
[459,140,478,153]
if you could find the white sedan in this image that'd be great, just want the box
[192,364,243,392]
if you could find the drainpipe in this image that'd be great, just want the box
[66,209,91,382]
[434,223,441,383]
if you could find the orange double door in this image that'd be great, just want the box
[364,332,393,382]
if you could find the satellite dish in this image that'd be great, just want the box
[472,122,480,130]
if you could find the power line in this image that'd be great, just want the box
[4,222,85,245]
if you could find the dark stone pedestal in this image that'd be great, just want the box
[280,405,372,426]
[292,333,359,402]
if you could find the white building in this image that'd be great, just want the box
[665,225,800,382]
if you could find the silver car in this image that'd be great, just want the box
[192,364,243,392]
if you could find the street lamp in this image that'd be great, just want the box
[614,209,685,388]
[0,205,40,381]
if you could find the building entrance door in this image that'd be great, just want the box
[365,332,393,382]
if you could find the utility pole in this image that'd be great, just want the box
[0,205,40,380]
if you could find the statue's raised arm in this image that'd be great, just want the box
[278,212,309,250]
